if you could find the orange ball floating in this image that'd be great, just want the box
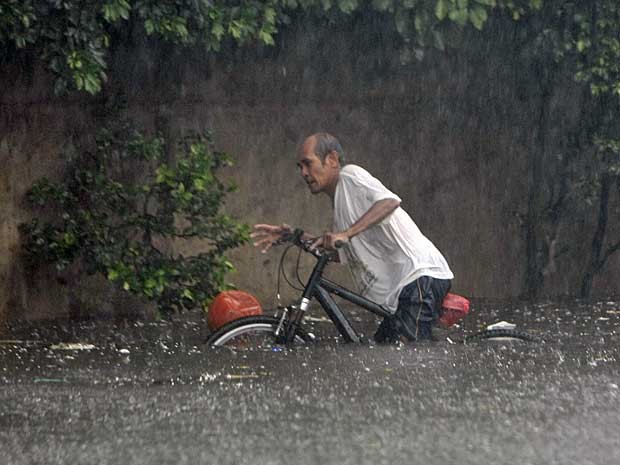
[207,290,263,331]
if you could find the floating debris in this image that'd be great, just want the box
[224,373,261,380]
[0,340,41,345]
[486,321,517,331]
[34,378,67,383]
[304,316,331,323]
[49,343,96,351]
[200,372,220,382]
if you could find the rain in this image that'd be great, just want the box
[2,1,620,464]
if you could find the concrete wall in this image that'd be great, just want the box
[1,18,619,324]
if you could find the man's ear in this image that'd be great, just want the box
[325,150,340,167]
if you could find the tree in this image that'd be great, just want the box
[510,1,620,298]
[20,117,250,315]
[569,1,620,297]
[1,0,541,95]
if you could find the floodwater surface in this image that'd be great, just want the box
[1,299,619,465]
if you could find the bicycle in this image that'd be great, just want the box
[205,229,536,348]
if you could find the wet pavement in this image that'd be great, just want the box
[1,299,619,465]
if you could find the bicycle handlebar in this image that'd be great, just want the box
[274,228,344,259]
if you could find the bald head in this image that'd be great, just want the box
[297,133,344,197]
[303,132,346,165]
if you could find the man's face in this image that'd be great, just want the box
[297,138,337,195]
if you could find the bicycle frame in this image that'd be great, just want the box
[285,245,391,343]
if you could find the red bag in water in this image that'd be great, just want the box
[207,290,263,331]
[438,293,470,328]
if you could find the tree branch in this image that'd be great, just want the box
[599,240,620,271]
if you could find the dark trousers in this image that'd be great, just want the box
[374,276,451,343]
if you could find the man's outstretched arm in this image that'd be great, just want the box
[314,198,401,249]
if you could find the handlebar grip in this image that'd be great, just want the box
[334,240,346,249]
[292,228,304,243]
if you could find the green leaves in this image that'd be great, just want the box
[434,0,490,29]
[0,1,36,48]
[469,5,487,30]
[337,0,359,14]
[21,120,250,316]
[435,0,448,20]
[1,0,540,95]
[1,0,291,94]
[554,2,620,100]
[102,0,131,22]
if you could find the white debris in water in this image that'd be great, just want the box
[225,373,260,380]
[304,316,331,323]
[200,372,220,382]
[118,348,130,355]
[50,343,96,351]
[486,321,517,331]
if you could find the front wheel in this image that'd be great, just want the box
[205,315,313,349]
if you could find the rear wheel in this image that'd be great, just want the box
[205,315,312,349]
[464,328,537,343]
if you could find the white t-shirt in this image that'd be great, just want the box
[334,164,454,313]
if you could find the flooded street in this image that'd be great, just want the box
[1,299,619,465]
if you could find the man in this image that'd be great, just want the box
[252,133,453,343]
